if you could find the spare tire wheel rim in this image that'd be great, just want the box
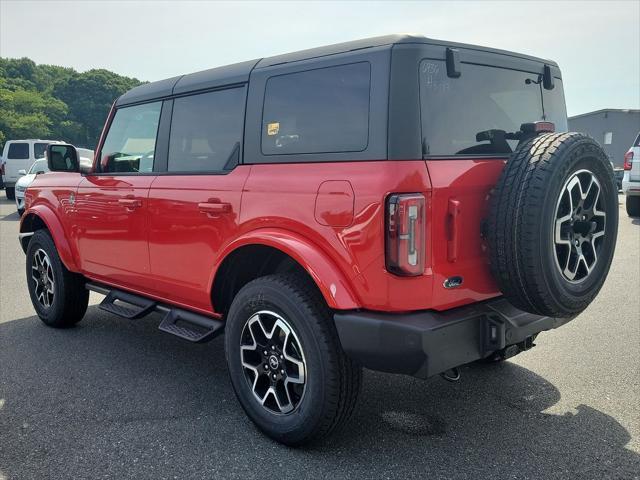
[239,310,307,415]
[553,169,606,283]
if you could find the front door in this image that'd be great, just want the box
[74,101,163,290]
[147,87,248,312]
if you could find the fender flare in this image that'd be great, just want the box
[210,229,361,310]
[20,206,80,272]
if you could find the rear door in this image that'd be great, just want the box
[4,141,31,186]
[74,101,163,290]
[418,52,568,308]
[147,86,249,312]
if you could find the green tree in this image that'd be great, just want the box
[54,69,142,148]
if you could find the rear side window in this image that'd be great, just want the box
[34,142,49,159]
[7,143,29,159]
[634,133,640,147]
[419,61,568,156]
[261,62,370,155]
[168,87,245,173]
[100,101,162,173]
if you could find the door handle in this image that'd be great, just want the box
[118,198,142,210]
[447,198,461,263]
[198,202,231,215]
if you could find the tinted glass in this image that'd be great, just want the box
[262,62,370,155]
[29,159,49,174]
[419,60,568,156]
[34,142,49,159]
[8,143,29,159]
[100,102,162,173]
[168,87,245,172]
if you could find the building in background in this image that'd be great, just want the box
[568,109,640,167]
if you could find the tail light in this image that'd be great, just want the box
[624,151,633,170]
[386,193,425,276]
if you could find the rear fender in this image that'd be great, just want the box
[211,229,361,310]
[20,206,80,272]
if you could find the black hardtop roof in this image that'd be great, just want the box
[116,34,558,106]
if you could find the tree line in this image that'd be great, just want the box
[0,57,143,152]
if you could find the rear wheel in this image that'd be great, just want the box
[224,274,362,446]
[626,195,640,217]
[5,187,15,200]
[26,230,89,327]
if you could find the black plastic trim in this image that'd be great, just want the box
[333,297,573,379]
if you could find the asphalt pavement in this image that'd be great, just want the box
[0,195,638,480]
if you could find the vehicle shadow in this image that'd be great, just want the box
[0,211,19,221]
[0,308,638,479]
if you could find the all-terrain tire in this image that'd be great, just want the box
[626,195,640,217]
[26,230,89,327]
[224,273,362,446]
[487,132,618,318]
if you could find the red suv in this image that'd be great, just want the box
[19,35,618,445]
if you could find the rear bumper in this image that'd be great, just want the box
[334,298,572,379]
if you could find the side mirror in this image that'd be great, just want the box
[18,169,26,176]
[47,144,79,173]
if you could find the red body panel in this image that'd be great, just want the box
[23,158,504,315]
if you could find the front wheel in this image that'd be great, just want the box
[5,187,15,200]
[224,274,362,446]
[26,230,89,327]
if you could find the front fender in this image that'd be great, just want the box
[20,206,80,272]
[211,229,361,310]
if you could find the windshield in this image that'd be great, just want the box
[419,60,568,156]
[29,159,49,174]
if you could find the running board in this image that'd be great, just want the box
[86,282,224,343]
[99,290,157,319]
[158,309,224,343]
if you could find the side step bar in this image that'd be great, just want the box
[86,282,224,343]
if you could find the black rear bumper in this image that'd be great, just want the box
[334,298,573,379]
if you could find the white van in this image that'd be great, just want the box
[1,139,63,200]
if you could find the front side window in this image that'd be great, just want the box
[419,60,568,156]
[261,62,371,155]
[8,143,29,159]
[100,102,162,173]
[34,142,49,159]
[168,87,245,173]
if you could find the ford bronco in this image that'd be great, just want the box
[19,35,618,445]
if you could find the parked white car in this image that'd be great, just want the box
[1,139,63,200]
[14,147,94,215]
[15,159,48,215]
[622,132,640,217]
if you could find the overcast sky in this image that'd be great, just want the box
[1,0,638,116]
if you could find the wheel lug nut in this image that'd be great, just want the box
[264,364,269,370]
[263,350,268,355]
[280,369,285,375]
[272,374,277,380]
[280,355,283,360]
[271,345,275,350]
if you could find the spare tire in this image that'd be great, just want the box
[488,132,618,318]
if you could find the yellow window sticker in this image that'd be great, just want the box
[267,122,280,136]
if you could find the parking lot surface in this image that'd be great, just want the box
[0,196,638,480]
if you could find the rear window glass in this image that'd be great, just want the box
[7,143,29,159]
[262,62,370,155]
[419,61,568,156]
[168,87,245,173]
[34,142,49,159]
